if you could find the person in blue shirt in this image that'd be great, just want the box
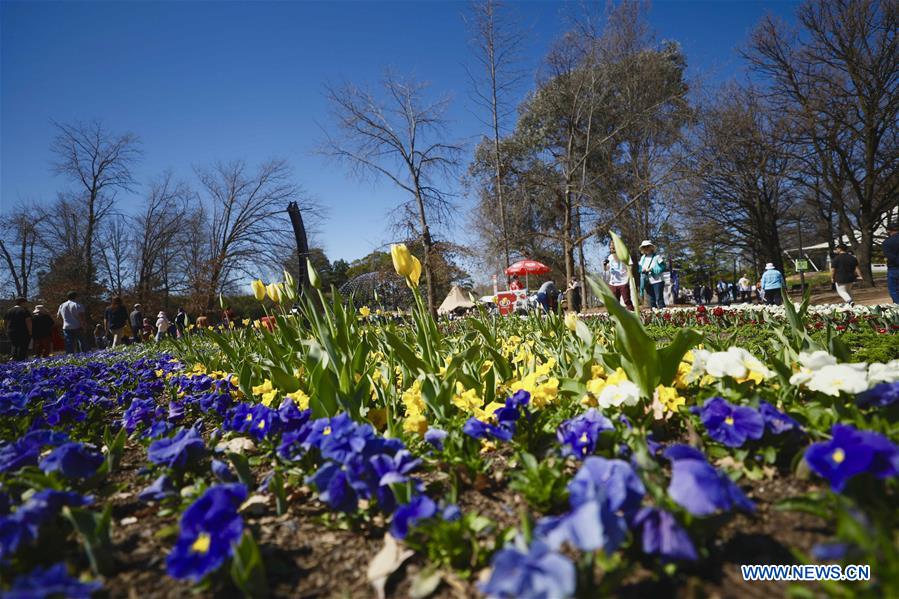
[760,262,785,305]
[638,240,666,309]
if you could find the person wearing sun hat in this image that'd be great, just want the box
[638,239,666,308]
[760,262,785,305]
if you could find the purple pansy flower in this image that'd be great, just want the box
[759,400,801,435]
[857,381,899,409]
[556,409,614,459]
[480,539,576,599]
[147,427,206,469]
[5,563,102,599]
[390,494,436,539]
[166,483,247,582]
[424,427,448,450]
[633,507,697,561]
[699,397,764,447]
[804,424,899,492]
[664,445,754,516]
[39,442,104,479]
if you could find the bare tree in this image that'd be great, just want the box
[132,172,194,305]
[323,74,462,314]
[466,0,525,274]
[691,84,798,273]
[746,0,899,285]
[195,159,306,308]
[96,214,131,298]
[50,120,140,295]
[0,204,45,299]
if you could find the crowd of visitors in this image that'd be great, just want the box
[2,291,241,361]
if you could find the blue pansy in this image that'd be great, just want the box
[480,538,575,599]
[39,442,104,479]
[857,381,899,409]
[633,507,697,561]
[166,483,247,582]
[758,400,801,435]
[665,445,754,516]
[138,474,177,503]
[424,427,448,450]
[699,397,764,447]
[556,409,614,459]
[462,417,514,442]
[0,391,28,415]
[804,424,899,492]
[536,497,627,554]
[370,450,421,486]
[147,427,206,469]
[390,494,436,539]
[0,490,90,560]
[5,562,102,599]
[211,459,237,483]
[567,456,645,516]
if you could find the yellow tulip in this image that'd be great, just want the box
[391,243,414,277]
[564,311,578,331]
[306,258,321,289]
[610,230,630,264]
[408,256,422,287]
[266,282,282,304]
[251,279,266,301]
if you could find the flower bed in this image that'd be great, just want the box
[1,274,898,598]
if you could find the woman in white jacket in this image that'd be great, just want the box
[155,311,171,342]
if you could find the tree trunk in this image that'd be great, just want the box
[413,187,436,316]
[856,226,875,287]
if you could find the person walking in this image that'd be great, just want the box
[4,297,32,360]
[57,291,86,354]
[104,297,130,347]
[174,307,188,338]
[638,240,666,309]
[605,240,634,310]
[702,284,713,305]
[155,311,171,342]
[31,305,55,358]
[715,279,729,306]
[760,263,785,305]
[692,284,702,305]
[884,223,899,304]
[130,304,144,343]
[738,274,752,303]
[831,244,862,306]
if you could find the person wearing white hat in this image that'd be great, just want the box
[638,240,666,308]
[760,262,785,305]
[155,311,171,342]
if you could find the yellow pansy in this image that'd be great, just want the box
[655,385,686,414]
[452,383,482,415]
[403,412,428,435]
[359,306,371,318]
[260,390,279,407]
[252,379,273,396]
[285,388,310,410]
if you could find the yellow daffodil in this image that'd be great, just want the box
[251,279,266,301]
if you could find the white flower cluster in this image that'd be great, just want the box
[684,347,774,384]
[789,350,899,397]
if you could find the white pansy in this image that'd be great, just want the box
[684,350,710,384]
[799,351,838,371]
[805,363,869,397]
[705,347,748,379]
[868,360,899,385]
[597,380,640,409]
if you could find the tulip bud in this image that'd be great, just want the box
[391,243,414,277]
[266,282,282,304]
[307,258,321,289]
[408,256,422,288]
[218,293,225,310]
[251,279,266,302]
[610,231,630,265]
[564,311,578,332]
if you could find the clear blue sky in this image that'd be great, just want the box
[1,0,798,266]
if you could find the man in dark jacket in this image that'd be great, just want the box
[884,223,899,304]
[130,304,143,343]
[4,297,32,360]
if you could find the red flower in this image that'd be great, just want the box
[713,307,724,317]
[696,305,707,314]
